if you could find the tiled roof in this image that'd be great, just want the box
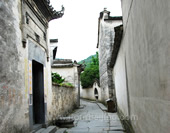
[33,0,64,21]
[109,25,123,68]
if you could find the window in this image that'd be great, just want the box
[43,32,46,41]
[26,12,29,24]
[35,33,40,43]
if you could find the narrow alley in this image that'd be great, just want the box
[56,99,125,133]
[0,0,170,133]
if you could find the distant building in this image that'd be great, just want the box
[97,9,122,104]
[50,39,58,63]
[51,59,83,107]
[0,0,64,132]
[52,59,79,87]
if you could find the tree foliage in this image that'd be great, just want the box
[52,72,74,88]
[52,72,65,84]
[80,52,99,88]
[79,54,97,68]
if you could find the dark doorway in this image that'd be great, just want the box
[94,88,99,100]
[32,60,45,125]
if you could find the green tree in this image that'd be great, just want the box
[80,52,99,88]
[52,72,65,84]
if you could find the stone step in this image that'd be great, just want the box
[55,128,67,133]
[40,126,57,133]
[35,128,46,133]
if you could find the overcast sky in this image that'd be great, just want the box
[49,0,122,62]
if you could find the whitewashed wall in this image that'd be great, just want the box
[114,0,170,132]
[80,82,102,102]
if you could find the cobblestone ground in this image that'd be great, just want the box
[56,99,125,133]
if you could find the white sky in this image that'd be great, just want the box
[49,0,122,62]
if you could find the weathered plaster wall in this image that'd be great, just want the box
[46,32,53,128]
[22,0,48,50]
[98,13,122,103]
[80,87,94,100]
[22,0,56,130]
[0,0,30,132]
[51,66,79,106]
[0,0,53,132]
[80,82,102,102]
[48,85,76,123]
[23,1,53,130]
[121,0,132,29]
[115,0,170,132]
[114,46,129,117]
[51,66,79,89]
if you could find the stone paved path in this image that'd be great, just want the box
[56,99,125,133]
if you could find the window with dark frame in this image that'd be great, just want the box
[26,12,29,24]
[43,32,47,41]
[35,33,40,43]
